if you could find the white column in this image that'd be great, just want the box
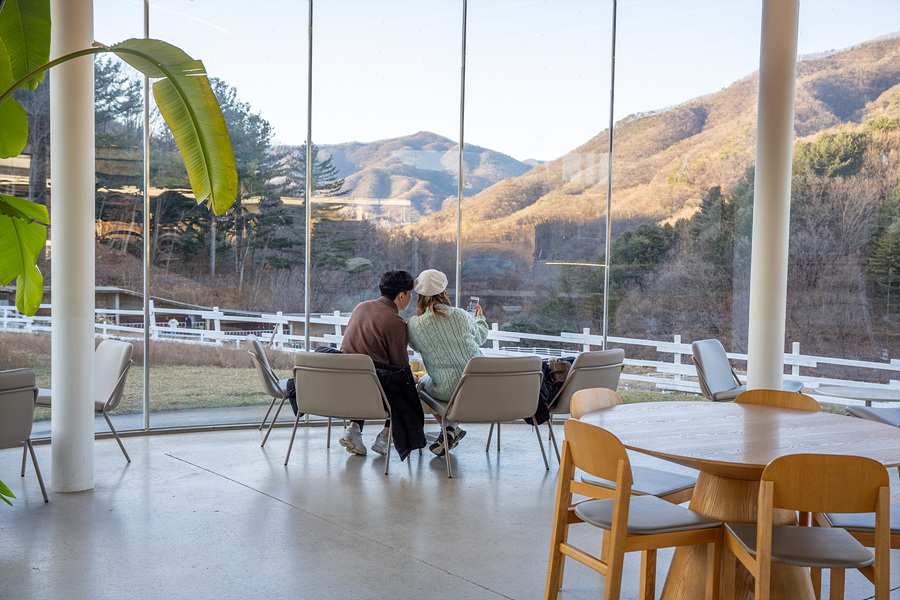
[747,0,800,390]
[49,0,95,492]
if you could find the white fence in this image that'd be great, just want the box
[2,304,898,398]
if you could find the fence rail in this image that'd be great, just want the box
[2,304,898,398]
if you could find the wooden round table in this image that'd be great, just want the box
[816,385,900,406]
[579,401,900,600]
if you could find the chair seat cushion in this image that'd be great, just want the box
[37,388,105,412]
[36,388,51,408]
[846,406,900,427]
[711,386,745,401]
[823,507,900,535]
[583,466,697,498]
[724,522,874,568]
[418,389,448,417]
[782,379,804,393]
[575,495,720,535]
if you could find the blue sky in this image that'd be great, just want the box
[95,0,900,162]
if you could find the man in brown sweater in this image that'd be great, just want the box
[338,270,414,455]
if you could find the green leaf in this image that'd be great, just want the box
[0,35,27,158]
[15,261,42,315]
[0,0,51,91]
[0,477,15,506]
[0,195,47,315]
[112,39,237,215]
[0,193,48,223]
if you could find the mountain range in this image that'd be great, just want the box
[312,35,900,243]
[312,131,532,220]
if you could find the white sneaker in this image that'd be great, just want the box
[339,427,367,455]
[371,432,390,456]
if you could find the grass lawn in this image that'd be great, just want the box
[33,365,269,420]
[29,362,848,420]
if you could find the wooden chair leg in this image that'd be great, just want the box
[706,539,721,600]
[722,547,737,600]
[811,567,822,600]
[639,549,656,600]
[827,569,845,600]
[603,539,627,600]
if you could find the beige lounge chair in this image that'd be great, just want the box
[0,368,48,503]
[544,349,624,461]
[36,339,134,462]
[418,355,546,478]
[246,334,291,447]
[286,351,392,474]
[692,339,802,401]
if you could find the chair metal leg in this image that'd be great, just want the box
[26,440,48,503]
[532,417,549,470]
[259,395,278,430]
[21,443,27,476]
[103,411,131,462]
[383,424,392,476]
[260,396,287,448]
[547,421,560,462]
[485,423,502,451]
[284,409,303,465]
[442,418,453,478]
[327,417,332,448]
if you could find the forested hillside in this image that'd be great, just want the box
[413,36,900,242]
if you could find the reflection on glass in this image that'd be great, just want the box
[463,2,611,356]
[311,2,461,323]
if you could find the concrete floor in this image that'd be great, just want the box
[2,422,900,600]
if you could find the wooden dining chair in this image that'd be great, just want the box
[735,389,820,411]
[545,419,722,600]
[571,389,698,505]
[722,453,890,600]
[812,506,900,598]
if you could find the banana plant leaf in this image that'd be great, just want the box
[0,477,16,506]
[0,194,47,316]
[0,29,236,315]
[0,0,50,91]
[0,31,28,158]
[112,38,238,215]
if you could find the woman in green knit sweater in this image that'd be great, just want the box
[408,269,489,455]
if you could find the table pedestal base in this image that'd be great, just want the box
[659,471,815,600]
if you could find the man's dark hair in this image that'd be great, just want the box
[379,270,414,300]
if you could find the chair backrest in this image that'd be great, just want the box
[95,340,133,412]
[549,349,624,414]
[691,339,740,400]
[563,418,633,492]
[444,356,543,423]
[735,389,820,411]
[293,351,390,420]
[570,388,623,420]
[0,368,38,446]
[247,334,283,398]
[762,453,889,515]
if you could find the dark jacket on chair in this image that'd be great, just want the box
[373,360,426,461]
